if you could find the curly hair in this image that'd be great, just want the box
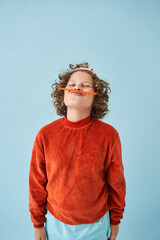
[51,62,111,120]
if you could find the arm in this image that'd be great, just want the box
[106,133,126,238]
[29,131,48,228]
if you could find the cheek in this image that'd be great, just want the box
[85,95,95,104]
[64,91,70,100]
[64,90,68,97]
[91,96,95,105]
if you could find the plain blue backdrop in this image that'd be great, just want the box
[0,0,160,239]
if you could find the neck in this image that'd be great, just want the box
[66,109,91,122]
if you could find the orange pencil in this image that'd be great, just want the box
[57,87,97,95]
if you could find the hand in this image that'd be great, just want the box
[34,226,47,240]
[107,224,119,240]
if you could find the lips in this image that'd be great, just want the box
[71,91,83,96]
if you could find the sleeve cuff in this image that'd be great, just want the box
[110,219,120,225]
[34,223,44,228]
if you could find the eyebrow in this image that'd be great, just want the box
[68,80,91,84]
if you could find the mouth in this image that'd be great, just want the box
[70,91,84,96]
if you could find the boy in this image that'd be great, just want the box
[29,63,126,240]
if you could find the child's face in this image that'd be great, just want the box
[63,71,95,111]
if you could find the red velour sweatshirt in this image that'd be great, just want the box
[29,114,126,228]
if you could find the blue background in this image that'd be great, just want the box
[0,0,160,239]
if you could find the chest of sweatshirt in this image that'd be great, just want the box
[38,118,118,186]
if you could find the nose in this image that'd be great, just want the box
[72,87,85,96]
[74,88,81,91]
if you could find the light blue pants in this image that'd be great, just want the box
[44,209,111,240]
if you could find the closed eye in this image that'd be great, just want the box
[68,84,90,87]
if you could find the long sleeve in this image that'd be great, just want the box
[28,131,48,228]
[106,133,126,225]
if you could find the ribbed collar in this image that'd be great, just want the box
[62,114,92,128]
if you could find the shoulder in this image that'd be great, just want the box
[35,117,63,139]
[92,118,119,139]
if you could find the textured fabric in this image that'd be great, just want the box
[44,209,111,240]
[29,114,126,228]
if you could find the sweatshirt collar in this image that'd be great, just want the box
[63,114,92,128]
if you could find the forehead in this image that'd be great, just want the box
[69,71,93,83]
